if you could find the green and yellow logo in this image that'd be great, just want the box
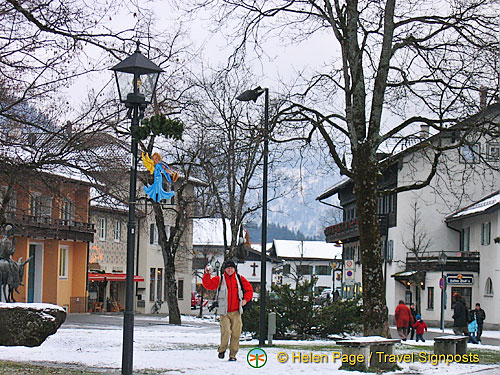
[247,347,267,368]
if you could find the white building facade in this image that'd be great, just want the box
[319,103,500,329]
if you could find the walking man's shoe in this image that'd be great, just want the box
[229,357,237,362]
[218,351,225,359]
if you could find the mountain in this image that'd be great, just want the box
[246,222,319,243]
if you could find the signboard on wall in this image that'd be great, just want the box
[447,274,474,285]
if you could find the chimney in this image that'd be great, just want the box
[420,124,430,139]
[479,86,488,109]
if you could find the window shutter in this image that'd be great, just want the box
[150,224,155,244]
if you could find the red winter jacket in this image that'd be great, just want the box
[202,271,253,313]
[395,303,414,328]
[413,320,428,334]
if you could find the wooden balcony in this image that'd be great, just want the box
[324,215,389,243]
[405,251,480,273]
[9,213,95,242]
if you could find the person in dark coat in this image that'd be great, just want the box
[473,303,486,342]
[408,303,417,340]
[452,293,468,336]
[395,300,414,341]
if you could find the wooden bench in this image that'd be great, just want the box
[434,335,468,355]
[336,337,401,371]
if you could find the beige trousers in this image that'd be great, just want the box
[218,311,242,358]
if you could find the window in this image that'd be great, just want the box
[315,265,331,276]
[150,268,156,301]
[150,223,159,245]
[297,265,313,276]
[59,246,69,278]
[405,290,412,305]
[461,227,470,251]
[157,269,163,301]
[460,144,480,163]
[427,287,434,310]
[98,218,107,241]
[486,143,500,161]
[30,193,52,221]
[387,240,394,261]
[178,279,184,300]
[283,264,291,275]
[344,246,355,260]
[114,220,121,242]
[451,287,472,310]
[485,277,494,296]
[61,199,74,223]
[481,222,491,245]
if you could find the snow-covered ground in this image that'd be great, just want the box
[0,314,498,374]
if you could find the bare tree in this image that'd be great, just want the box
[188,0,500,335]
[401,200,431,314]
[190,68,293,259]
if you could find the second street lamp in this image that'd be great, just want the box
[236,86,268,347]
[111,41,163,375]
[438,251,448,333]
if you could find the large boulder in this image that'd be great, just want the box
[0,303,66,347]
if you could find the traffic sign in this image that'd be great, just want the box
[439,278,444,289]
[344,260,354,269]
[345,269,355,280]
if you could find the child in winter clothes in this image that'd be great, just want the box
[468,317,479,344]
[413,314,428,342]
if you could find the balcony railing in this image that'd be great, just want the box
[324,215,389,243]
[405,251,480,273]
[9,213,95,242]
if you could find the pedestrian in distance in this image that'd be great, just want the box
[452,293,468,336]
[473,303,486,342]
[409,303,417,340]
[413,314,428,342]
[202,259,253,362]
[395,300,414,341]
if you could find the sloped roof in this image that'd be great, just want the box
[272,240,343,260]
[193,218,234,246]
[446,190,500,221]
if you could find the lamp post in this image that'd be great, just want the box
[236,86,268,347]
[111,41,162,375]
[438,251,448,333]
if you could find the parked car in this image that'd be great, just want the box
[191,292,201,309]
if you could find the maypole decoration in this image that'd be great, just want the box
[142,152,179,202]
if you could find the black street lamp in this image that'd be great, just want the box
[236,86,268,347]
[438,251,448,333]
[111,41,162,375]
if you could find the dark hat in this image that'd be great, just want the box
[223,260,237,269]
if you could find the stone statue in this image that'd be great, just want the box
[0,224,31,302]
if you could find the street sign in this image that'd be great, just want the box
[344,260,354,269]
[439,278,444,289]
[345,269,355,281]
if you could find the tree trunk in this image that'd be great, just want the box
[354,145,390,337]
[164,257,181,325]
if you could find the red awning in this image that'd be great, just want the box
[88,273,144,282]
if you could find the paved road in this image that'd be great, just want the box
[389,327,500,346]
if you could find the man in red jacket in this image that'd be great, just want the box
[395,300,414,341]
[203,260,253,361]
